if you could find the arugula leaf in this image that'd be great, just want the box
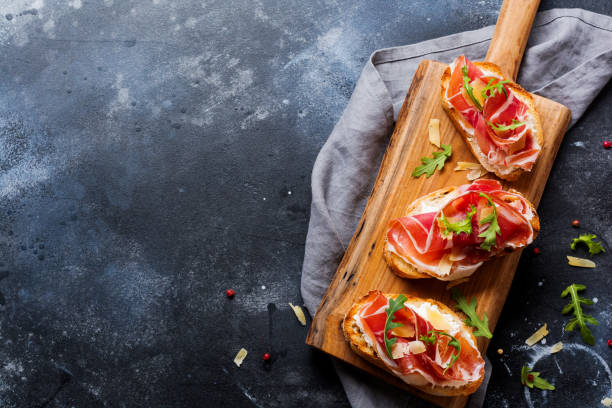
[521,365,555,390]
[412,144,452,178]
[561,284,598,346]
[489,119,526,132]
[481,78,509,100]
[419,332,437,345]
[532,373,556,391]
[477,193,501,251]
[418,330,461,373]
[520,365,528,385]
[462,65,482,111]
[570,233,605,255]
[450,288,492,339]
[384,294,408,358]
[439,205,476,237]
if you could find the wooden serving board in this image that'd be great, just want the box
[305,1,571,407]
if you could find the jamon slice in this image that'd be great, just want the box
[441,55,543,180]
[384,180,539,280]
[343,291,486,396]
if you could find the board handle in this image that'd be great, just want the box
[485,0,541,81]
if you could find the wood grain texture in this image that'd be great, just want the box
[485,0,541,80]
[305,60,571,408]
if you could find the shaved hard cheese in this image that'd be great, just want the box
[391,341,410,359]
[423,306,453,331]
[437,253,453,276]
[454,161,482,171]
[567,256,596,268]
[446,277,470,290]
[408,340,427,354]
[525,324,548,346]
[429,118,441,148]
[467,167,488,181]
[233,348,248,367]
[391,340,427,359]
[289,303,307,326]
[391,324,415,338]
[549,342,563,354]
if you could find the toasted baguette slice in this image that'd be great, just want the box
[441,61,543,181]
[384,183,539,281]
[343,291,485,396]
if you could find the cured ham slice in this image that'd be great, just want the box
[441,55,543,180]
[385,180,539,280]
[344,291,485,394]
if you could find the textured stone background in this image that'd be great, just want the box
[0,0,610,407]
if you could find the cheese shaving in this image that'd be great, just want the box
[391,340,426,359]
[549,341,563,354]
[391,341,410,359]
[289,303,307,326]
[408,340,426,354]
[454,161,488,180]
[467,167,488,181]
[446,277,470,290]
[391,324,415,338]
[454,161,482,171]
[525,323,548,346]
[567,255,596,268]
[428,118,440,148]
[437,253,453,276]
[233,348,248,367]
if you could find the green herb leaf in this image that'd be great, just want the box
[462,65,482,111]
[384,294,408,358]
[481,78,509,101]
[520,365,528,385]
[450,288,492,339]
[520,366,555,390]
[570,233,605,255]
[561,283,598,346]
[419,330,461,373]
[489,119,526,132]
[412,144,452,178]
[532,373,555,391]
[439,205,476,237]
[477,193,501,251]
[419,332,437,345]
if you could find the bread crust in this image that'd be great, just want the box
[384,185,540,280]
[343,290,485,396]
[440,61,544,181]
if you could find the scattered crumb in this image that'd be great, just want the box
[497,348,503,355]
[602,397,612,407]
[538,281,543,287]
[593,297,598,304]
[261,285,266,290]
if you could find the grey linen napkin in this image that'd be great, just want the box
[300,8,612,408]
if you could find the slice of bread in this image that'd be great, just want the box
[343,291,485,396]
[441,61,543,181]
[384,184,539,280]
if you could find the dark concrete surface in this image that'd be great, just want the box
[0,0,610,407]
